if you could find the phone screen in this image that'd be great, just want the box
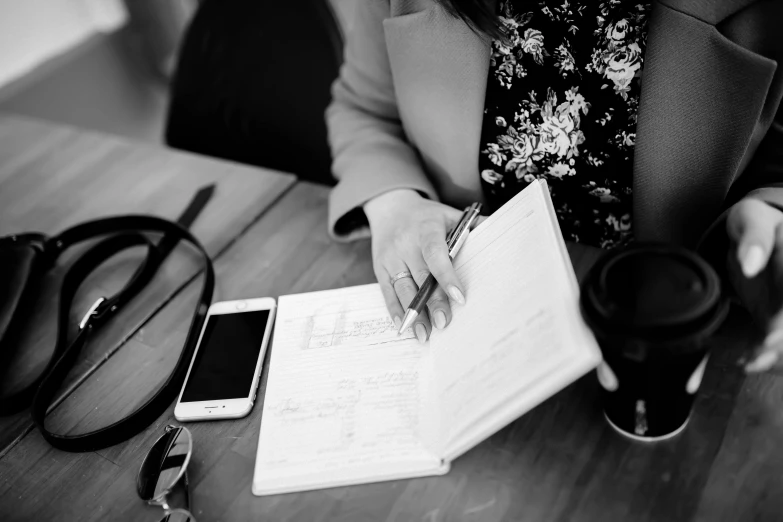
[180,309,270,403]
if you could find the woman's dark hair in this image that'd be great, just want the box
[436,0,506,40]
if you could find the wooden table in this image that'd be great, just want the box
[0,115,294,464]
[1,116,782,522]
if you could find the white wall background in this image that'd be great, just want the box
[0,0,356,90]
[0,0,126,87]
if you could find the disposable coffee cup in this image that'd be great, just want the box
[580,243,729,441]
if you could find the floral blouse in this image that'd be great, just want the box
[478,0,651,249]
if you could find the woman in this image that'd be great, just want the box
[326,0,783,372]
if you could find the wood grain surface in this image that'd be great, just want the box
[0,114,295,454]
[2,175,780,522]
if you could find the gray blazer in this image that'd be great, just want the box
[326,0,783,250]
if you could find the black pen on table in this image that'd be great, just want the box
[398,202,483,335]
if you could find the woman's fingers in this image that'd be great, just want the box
[419,224,465,305]
[745,332,783,372]
[376,264,405,330]
[389,265,431,343]
[407,251,453,333]
[428,285,452,330]
[367,194,466,342]
[745,221,783,373]
[727,198,781,278]
[408,265,452,333]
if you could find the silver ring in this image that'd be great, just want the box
[390,271,413,285]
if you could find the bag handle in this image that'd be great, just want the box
[33,215,215,452]
[4,186,215,451]
[0,233,161,412]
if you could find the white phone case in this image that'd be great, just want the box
[174,298,276,422]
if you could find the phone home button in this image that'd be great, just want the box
[236,300,247,310]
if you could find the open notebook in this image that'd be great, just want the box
[252,180,601,496]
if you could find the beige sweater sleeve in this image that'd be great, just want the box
[326,0,437,242]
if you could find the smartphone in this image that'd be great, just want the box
[174,297,276,422]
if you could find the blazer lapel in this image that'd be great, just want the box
[633,0,777,246]
[382,0,777,248]
[383,1,490,208]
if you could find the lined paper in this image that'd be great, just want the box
[254,181,600,494]
[431,181,599,455]
[253,285,442,494]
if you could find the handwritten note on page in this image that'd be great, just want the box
[253,180,600,494]
[253,285,445,496]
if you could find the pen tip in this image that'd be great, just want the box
[398,311,418,335]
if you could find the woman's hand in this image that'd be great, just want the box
[726,198,783,372]
[364,189,467,343]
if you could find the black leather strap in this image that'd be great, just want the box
[0,233,160,414]
[3,187,215,451]
[32,216,214,452]
[156,184,214,259]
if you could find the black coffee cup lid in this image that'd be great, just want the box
[582,244,724,339]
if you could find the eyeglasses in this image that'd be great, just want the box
[137,425,196,522]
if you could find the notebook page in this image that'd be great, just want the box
[430,181,600,456]
[253,284,443,495]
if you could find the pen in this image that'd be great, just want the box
[398,202,483,335]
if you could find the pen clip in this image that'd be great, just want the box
[445,207,471,244]
[446,203,481,255]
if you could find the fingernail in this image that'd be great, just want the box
[763,329,783,347]
[393,316,402,331]
[686,354,710,394]
[596,361,618,392]
[448,286,465,305]
[741,245,765,278]
[433,310,447,329]
[745,350,779,373]
[415,323,428,344]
